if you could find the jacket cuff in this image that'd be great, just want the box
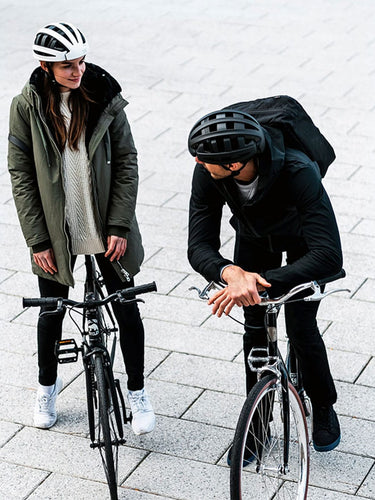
[32,240,52,253]
[107,225,129,239]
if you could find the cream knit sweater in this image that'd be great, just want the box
[60,92,105,255]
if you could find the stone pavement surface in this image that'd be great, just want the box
[0,0,375,498]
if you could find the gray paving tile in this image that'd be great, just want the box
[0,421,22,447]
[0,427,147,485]
[0,385,36,426]
[0,319,38,357]
[357,358,375,388]
[307,485,369,499]
[0,462,49,500]
[328,348,370,383]
[309,449,373,494]
[124,414,233,463]
[143,247,191,274]
[324,321,375,357]
[125,452,271,500]
[141,293,211,326]
[342,233,375,258]
[339,415,375,458]
[354,278,375,303]
[318,295,375,327]
[27,473,111,500]
[136,266,188,295]
[358,465,375,499]
[335,381,375,422]
[150,352,244,395]
[0,268,15,285]
[0,270,40,297]
[183,389,245,429]
[142,317,241,361]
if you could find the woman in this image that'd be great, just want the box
[8,22,155,435]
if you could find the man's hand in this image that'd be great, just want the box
[208,265,271,317]
[33,248,58,274]
[105,235,127,262]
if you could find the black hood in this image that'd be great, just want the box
[29,62,121,109]
[29,62,123,143]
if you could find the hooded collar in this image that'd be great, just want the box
[28,62,122,112]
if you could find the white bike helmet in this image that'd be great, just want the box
[33,22,88,62]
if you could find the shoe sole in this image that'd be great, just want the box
[313,434,340,452]
[131,421,156,435]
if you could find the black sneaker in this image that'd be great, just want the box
[312,405,341,452]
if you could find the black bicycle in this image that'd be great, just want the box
[191,270,349,500]
[23,255,157,500]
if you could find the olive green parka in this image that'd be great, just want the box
[8,63,144,287]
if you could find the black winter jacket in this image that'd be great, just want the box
[188,127,343,297]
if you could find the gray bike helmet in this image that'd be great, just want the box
[33,22,88,62]
[188,109,265,164]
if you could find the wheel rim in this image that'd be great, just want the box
[233,377,309,499]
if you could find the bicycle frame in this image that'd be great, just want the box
[247,303,292,472]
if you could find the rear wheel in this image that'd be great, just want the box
[230,374,309,499]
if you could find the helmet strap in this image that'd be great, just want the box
[220,161,248,177]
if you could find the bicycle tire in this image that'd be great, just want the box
[85,357,96,442]
[230,374,309,500]
[94,354,119,500]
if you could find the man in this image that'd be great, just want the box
[187,107,342,460]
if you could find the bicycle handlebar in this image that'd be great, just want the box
[259,269,348,306]
[23,281,157,309]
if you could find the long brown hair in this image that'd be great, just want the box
[42,68,94,152]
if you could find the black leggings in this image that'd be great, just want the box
[37,254,145,391]
[235,237,337,407]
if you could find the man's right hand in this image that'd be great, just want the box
[33,248,58,274]
[207,265,271,317]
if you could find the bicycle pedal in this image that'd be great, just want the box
[55,338,80,363]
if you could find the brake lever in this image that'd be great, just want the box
[304,287,351,301]
[115,297,145,305]
[189,281,223,300]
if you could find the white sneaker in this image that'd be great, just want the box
[127,388,155,435]
[34,377,63,429]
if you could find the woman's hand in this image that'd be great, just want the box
[105,235,127,262]
[33,248,58,274]
[207,265,271,317]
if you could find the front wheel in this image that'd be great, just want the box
[94,354,120,500]
[230,374,309,500]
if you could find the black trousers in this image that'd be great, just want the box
[37,254,145,391]
[235,237,337,407]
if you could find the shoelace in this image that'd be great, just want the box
[129,393,148,412]
[38,394,52,412]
